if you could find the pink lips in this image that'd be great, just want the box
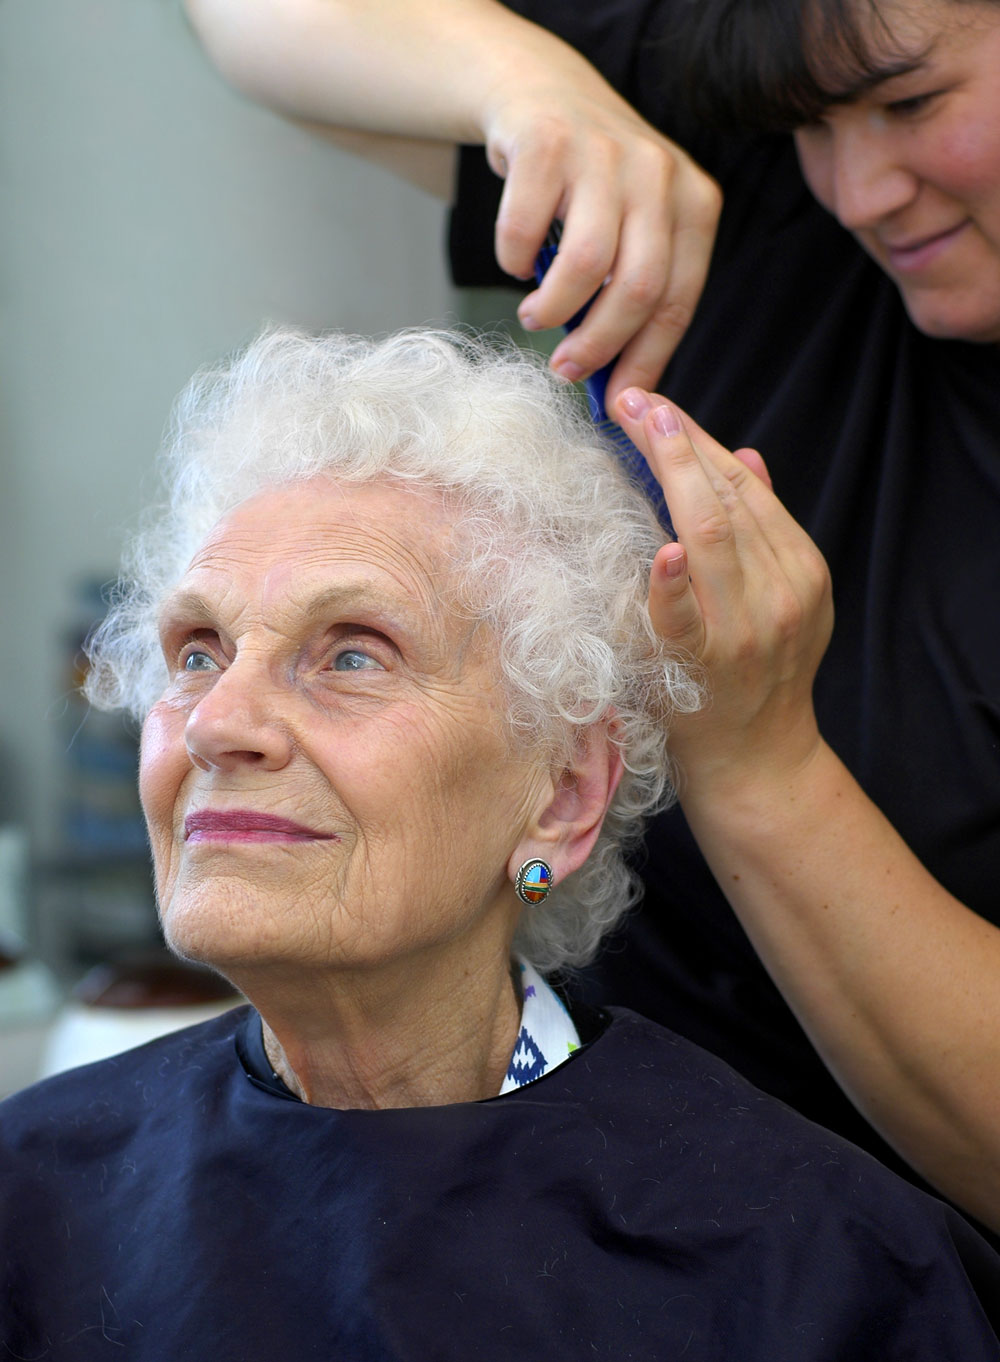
[884,220,969,273]
[184,809,337,844]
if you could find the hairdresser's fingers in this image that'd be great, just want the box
[616,391,770,599]
[702,440,826,598]
[544,147,720,388]
[664,409,827,599]
[485,79,715,378]
[616,392,828,677]
[619,391,806,588]
[631,406,783,680]
[615,387,734,490]
[732,446,772,489]
[489,95,629,293]
[602,166,721,402]
[631,398,834,686]
[662,404,775,496]
[633,397,766,501]
[540,151,673,379]
[647,542,706,656]
[628,392,776,498]
[490,137,572,283]
[645,404,772,604]
[514,174,624,343]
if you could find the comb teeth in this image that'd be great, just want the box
[595,420,672,520]
[534,225,674,536]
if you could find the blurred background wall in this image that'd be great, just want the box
[0,0,484,1084]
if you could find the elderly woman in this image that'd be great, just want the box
[2,329,999,1357]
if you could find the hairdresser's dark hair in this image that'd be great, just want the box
[668,0,992,131]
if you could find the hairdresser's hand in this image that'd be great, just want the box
[614,388,833,790]
[187,0,718,396]
[483,70,721,403]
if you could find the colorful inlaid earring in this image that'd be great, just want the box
[514,858,553,905]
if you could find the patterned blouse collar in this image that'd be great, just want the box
[499,958,581,1095]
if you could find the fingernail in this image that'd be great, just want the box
[663,545,687,578]
[553,359,584,382]
[650,403,682,437]
[618,388,652,420]
[519,311,540,331]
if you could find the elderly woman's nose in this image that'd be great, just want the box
[183,664,293,773]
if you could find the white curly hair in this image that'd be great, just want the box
[86,327,702,972]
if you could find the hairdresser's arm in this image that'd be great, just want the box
[183,0,720,400]
[616,388,1000,1233]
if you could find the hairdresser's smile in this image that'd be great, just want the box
[881,218,970,273]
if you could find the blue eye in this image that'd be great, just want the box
[183,651,219,672]
[333,649,383,672]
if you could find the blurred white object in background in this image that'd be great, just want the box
[0,960,63,1097]
[38,952,241,1080]
[0,823,31,947]
[0,824,63,1097]
[0,825,239,1095]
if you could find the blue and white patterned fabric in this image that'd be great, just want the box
[499,958,580,1094]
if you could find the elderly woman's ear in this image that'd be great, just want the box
[508,719,625,890]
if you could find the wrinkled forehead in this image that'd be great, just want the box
[162,473,501,672]
[170,476,460,623]
[187,475,456,571]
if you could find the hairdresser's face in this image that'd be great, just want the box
[794,0,1000,342]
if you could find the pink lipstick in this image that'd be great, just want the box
[184,810,337,843]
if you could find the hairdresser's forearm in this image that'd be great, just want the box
[184,0,598,143]
[680,740,1000,1230]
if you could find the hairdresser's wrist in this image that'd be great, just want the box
[477,8,645,151]
[673,711,828,828]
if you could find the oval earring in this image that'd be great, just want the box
[514,858,553,905]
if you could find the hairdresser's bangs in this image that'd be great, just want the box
[674,0,910,131]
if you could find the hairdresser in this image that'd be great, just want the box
[184,0,1000,1231]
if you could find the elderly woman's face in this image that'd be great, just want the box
[794,0,1000,342]
[139,478,549,979]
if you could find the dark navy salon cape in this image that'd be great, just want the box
[2,1007,999,1359]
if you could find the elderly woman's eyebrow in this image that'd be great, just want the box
[157,587,215,634]
[296,582,410,620]
[157,581,423,635]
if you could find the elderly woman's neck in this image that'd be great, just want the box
[253,953,523,1109]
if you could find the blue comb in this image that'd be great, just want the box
[534,224,674,536]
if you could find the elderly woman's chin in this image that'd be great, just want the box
[154,875,327,979]
[152,862,521,994]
